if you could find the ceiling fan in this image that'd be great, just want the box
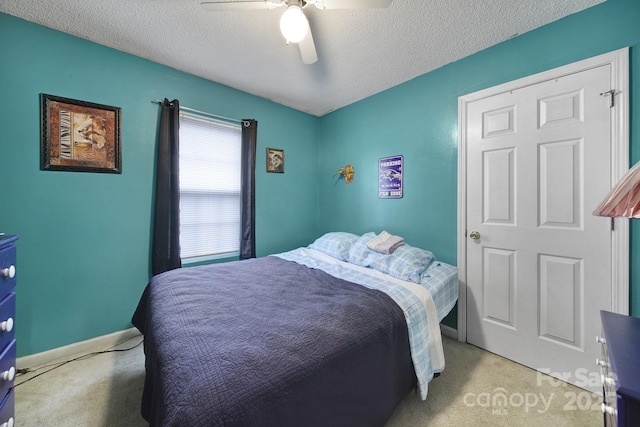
[200,0,393,64]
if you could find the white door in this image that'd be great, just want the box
[464,64,616,393]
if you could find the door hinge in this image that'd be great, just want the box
[600,89,615,108]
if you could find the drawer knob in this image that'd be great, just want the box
[601,374,616,387]
[601,403,617,416]
[0,417,13,427]
[0,318,12,333]
[1,266,14,279]
[1,367,14,382]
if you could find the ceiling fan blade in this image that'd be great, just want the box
[316,0,392,9]
[200,1,284,11]
[299,25,318,65]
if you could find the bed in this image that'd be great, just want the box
[132,232,458,426]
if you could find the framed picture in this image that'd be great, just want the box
[41,94,122,173]
[266,147,284,173]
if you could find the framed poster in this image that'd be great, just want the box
[41,94,121,173]
[378,155,403,198]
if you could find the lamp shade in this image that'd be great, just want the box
[280,6,309,43]
[593,161,640,218]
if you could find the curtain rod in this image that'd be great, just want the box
[152,99,242,125]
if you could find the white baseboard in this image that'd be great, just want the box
[17,327,142,370]
[440,324,458,339]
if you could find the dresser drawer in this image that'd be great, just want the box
[0,388,14,427]
[0,245,16,298]
[0,294,14,355]
[0,341,15,403]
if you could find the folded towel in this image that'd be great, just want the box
[367,231,405,254]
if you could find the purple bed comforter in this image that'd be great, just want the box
[132,256,416,426]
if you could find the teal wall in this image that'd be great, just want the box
[3,0,640,356]
[317,0,640,326]
[0,13,319,356]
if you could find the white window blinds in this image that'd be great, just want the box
[179,113,242,260]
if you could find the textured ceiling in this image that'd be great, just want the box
[1,0,604,116]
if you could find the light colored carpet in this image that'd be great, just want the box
[386,337,601,426]
[15,335,601,426]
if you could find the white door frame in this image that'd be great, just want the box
[456,48,630,342]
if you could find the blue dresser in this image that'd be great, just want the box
[0,236,17,427]
[599,310,640,427]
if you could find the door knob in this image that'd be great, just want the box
[469,231,480,240]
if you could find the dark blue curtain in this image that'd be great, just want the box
[151,99,182,275]
[240,119,257,259]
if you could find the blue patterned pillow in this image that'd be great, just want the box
[308,232,360,261]
[348,233,435,283]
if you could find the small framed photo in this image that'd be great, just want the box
[266,148,284,173]
[41,94,122,173]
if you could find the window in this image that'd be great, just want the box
[179,113,242,261]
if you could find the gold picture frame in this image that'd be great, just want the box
[41,94,122,173]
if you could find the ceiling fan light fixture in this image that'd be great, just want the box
[280,5,309,43]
